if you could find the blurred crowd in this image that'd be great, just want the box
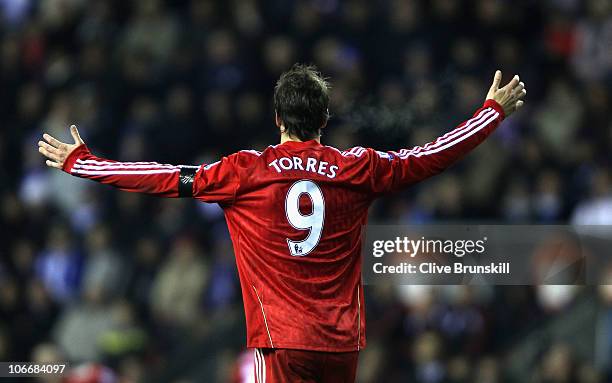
[0,0,611,382]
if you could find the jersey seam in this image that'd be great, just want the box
[252,285,275,348]
[357,285,361,351]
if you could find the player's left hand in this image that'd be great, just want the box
[38,125,85,169]
[486,70,527,117]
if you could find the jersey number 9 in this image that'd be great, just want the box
[285,180,325,256]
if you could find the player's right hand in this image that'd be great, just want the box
[486,70,527,117]
[38,125,85,169]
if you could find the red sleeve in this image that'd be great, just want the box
[192,153,240,205]
[63,145,241,203]
[368,100,505,194]
[62,145,186,197]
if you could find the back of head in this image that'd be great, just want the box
[274,64,330,141]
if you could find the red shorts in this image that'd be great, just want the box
[253,348,359,383]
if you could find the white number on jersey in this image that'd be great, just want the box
[285,180,325,256]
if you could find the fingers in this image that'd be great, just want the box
[45,160,62,169]
[70,125,84,145]
[490,70,502,91]
[38,145,62,163]
[511,82,526,99]
[512,82,525,95]
[503,75,520,92]
[43,133,64,149]
[487,71,526,115]
[38,140,60,155]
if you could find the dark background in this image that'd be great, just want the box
[0,0,611,382]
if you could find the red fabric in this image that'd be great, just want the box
[254,348,359,383]
[63,145,183,197]
[63,101,504,352]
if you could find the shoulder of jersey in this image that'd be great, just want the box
[341,147,396,161]
[238,149,264,157]
[233,145,392,162]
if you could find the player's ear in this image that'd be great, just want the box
[320,109,330,130]
[275,111,282,128]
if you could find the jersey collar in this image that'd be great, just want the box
[278,140,323,149]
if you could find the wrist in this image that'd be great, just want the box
[62,145,90,173]
[484,99,505,119]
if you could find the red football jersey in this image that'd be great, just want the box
[62,100,504,352]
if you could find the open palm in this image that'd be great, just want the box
[37,125,85,169]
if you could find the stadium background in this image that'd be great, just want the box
[0,0,611,382]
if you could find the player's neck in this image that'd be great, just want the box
[280,133,321,144]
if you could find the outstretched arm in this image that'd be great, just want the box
[38,125,198,197]
[369,71,527,193]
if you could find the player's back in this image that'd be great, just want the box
[223,139,372,352]
[186,99,504,353]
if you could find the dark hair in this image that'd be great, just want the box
[273,64,330,141]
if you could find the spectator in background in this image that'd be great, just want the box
[150,236,208,328]
[124,236,162,319]
[572,0,612,81]
[121,0,178,66]
[52,285,115,362]
[82,224,125,299]
[35,225,83,303]
[572,168,612,225]
[97,300,147,366]
[534,79,582,160]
